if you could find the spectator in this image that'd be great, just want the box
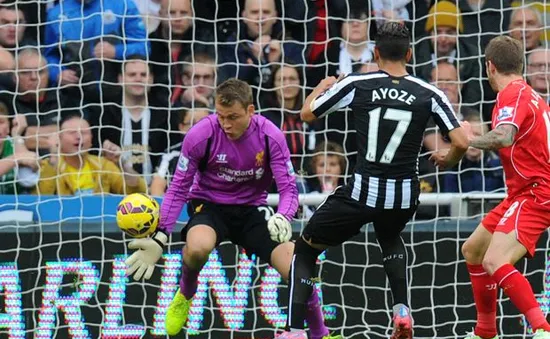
[95,56,173,186]
[303,3,376,88]
[149,0,214,106]
[283,0,347,89]
[36,115,146,195]
[44,0,149,104]
[0,101,39,194]
[458,0,511,52]
[283,0,346,47]
[300,141,346,218]
[0,4,30,88]
[217,0,304,102]
[443,115,503,193]
[509,5,544,52]
[371,0,412,26]
[176,103,210,135]
[423,62,453,151]
[8,1,48,46]
[424,62,483,151]
[413,1,481,107]
[149,103,209,195]
[336,6,376,76]
[430,61,463,114]
[179,53,216,108]
[306,141,346,194]
[298,5,377,175]
[0,46,14,73]
[261,63,313,172]
[527,48,550,103]
[7,48,79,153]
[317,113,357,177]
[0,4,34,51]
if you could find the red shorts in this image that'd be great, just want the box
[482,194,550,257]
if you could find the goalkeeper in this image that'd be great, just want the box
[125,78,337,339]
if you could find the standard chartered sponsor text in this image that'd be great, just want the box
[217,167,255,182]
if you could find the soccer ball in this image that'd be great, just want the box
[116,193,160,238]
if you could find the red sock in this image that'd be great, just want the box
[492,264,550,332]
[467,264,498,338]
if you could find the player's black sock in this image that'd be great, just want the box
[377,235,408,307]
[286,237,323,331]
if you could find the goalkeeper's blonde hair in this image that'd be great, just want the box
[216,78,253,109]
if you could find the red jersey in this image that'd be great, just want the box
[491,79,550,198]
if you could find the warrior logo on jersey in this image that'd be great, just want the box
[497,106,514,121]
[178,155,189,171]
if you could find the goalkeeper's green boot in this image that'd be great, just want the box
[463,331,499,339]
[165,289,192,336]
[322,334,343,339]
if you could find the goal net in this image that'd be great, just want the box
[1,0,550,339]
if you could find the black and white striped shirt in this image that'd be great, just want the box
[155,142,182,187]
[312,71,460,209]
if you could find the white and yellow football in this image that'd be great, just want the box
[116,193,160,238]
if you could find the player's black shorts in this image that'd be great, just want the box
[302,185,417,246]
[182,200,279,265]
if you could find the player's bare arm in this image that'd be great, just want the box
[429,127,469,169]
[301,76,337,123]
[469,124,517,150]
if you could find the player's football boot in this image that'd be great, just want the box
[165,289,192,336]
[275,330,308,339]
[534,329,550,339]
[390,305,413,339]
[463,331,499,339]
[322,334,344,339]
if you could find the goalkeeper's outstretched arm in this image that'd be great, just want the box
[266,132,299,221]
[264,126,299,243]
[157,141,202,235]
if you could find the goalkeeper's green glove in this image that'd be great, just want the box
[125,230,168,280]
[267,213,292,243]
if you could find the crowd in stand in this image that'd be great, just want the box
[0,0,547,218]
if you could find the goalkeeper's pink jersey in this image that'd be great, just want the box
[158,114,299,233]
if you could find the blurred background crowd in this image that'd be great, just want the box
[0,0,546,219]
